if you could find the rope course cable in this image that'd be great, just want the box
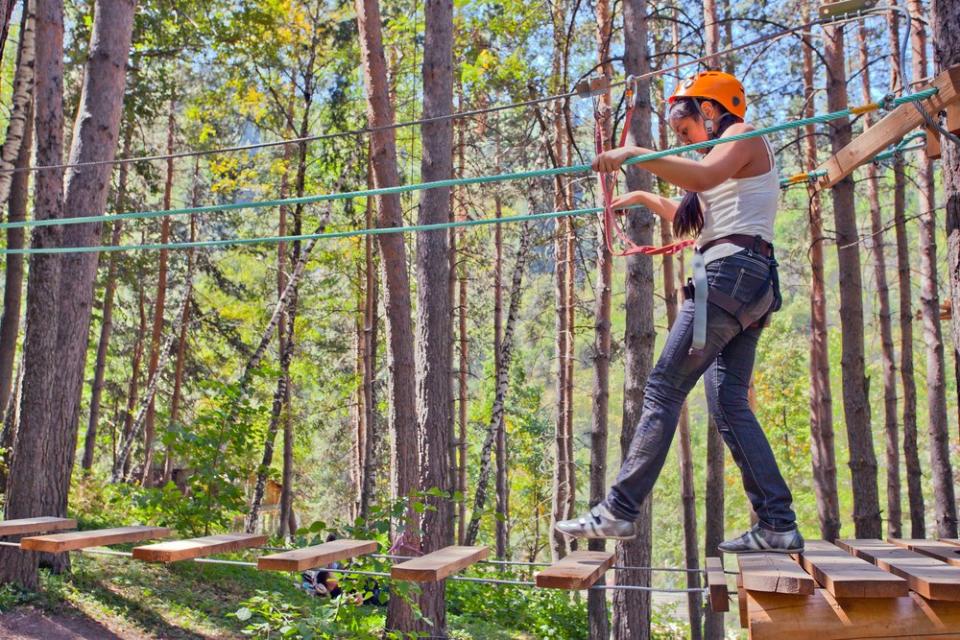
[0,541,708,594]
[0,5,903,177]
[0,88,939,256]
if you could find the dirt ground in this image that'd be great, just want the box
[0,607,126,640]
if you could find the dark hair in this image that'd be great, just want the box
[668,97,743,238]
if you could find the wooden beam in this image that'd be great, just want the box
[796,539,908,598]
[736,573,748,629]
[889,538,960,568]
[925,125,942,159]
[747,588,960,639]
[133,533,267,563]
[836,538,960,600]
[940,539,960,548]
[390,545,488,582]
[815,64,960,189]
[0,517,76,537]
[21,526,171,553]
[534,550,615,590]
[258,539,379,572]
[705,556,729,612]
[737,552,815,595]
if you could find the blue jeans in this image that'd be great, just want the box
[604,250,797,532]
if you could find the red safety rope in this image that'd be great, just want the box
[596,80,695,257]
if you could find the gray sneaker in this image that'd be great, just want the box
[555,504,638,541]
[717,523,804,554]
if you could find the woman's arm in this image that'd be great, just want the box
[593,123,760,191]
[612,190,679,221]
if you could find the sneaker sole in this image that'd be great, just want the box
[556,528,638,542]
[719,547,804,555]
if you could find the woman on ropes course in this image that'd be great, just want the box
[556,70,803,555]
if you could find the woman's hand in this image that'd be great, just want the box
[610,192,638,212]
[591,147,639,173]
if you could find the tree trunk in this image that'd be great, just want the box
[589,1,614,635]
[701,5,725,638]
[247,138,293,533]
[82,124,131,472]
[803,6,841,542]
[0,0,65,589]
[911,0,958,538]
[355,0,419,631]
[417,1,455,631]
[464,230,531,546]
[614,2,655,637]
[0,0,33,214]
[492,136,507,556]
[824,20,881,539]
[142,93,176,486]
[0,0,15,64]
[857,25,902,539]
[360,163,379,523]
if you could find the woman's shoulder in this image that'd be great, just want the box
[721,121,756,136]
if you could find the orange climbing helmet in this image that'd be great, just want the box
[668,70,747,119]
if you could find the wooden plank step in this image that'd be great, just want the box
[736,573,748,629]
[889,538,960,568]
[534,550,614,590]
[746,588,960,639]
[797,539,908,598]
[937,538,960,548]
[737,552,815,595]
[21,526,171,553]
[0,517,76,537]
[133,533,267,563]
[258,539,379,572]
[391,545,488,582]
[836,538,960,600]
[705,557,729,612]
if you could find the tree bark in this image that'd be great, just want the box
[360,157,379,523]
[492,138,507,556]
[803,6,841,542]
[614,1,655,637]
[0,0,65,589]
[824,20,881,539]
[355,0,419,631]
[911,0,958,538]
[0,2,33,424]
[589,1,613,635]
[857,25,902,539]
[82,124,131,472]
[417,0,455,631]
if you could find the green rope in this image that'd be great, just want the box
[1,87,938,236]
[2,205,624,255]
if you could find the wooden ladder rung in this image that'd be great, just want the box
[837,538,960,601]
[258,539,379,572]
[797,540,908,598]
[133,533,267,563]
[21,526,171,553]
[737,552,815,595]
[391,545,488,582]
[706,557,729,612]
[0,517,76,537]
[534,550,614,590]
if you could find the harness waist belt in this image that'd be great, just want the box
[698,233,773,257]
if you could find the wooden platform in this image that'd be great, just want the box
[0,517,76,537]
[705,557,729,612]
[258,539,379,572]
[390,545,488,582]
[734,539,960,639]
[889,538,960,567]
[534,550,614,590]
[133,533,267,563]
[20,526,171,553]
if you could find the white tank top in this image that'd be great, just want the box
[696,135,779,264]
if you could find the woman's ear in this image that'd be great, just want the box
[700,100,718,121]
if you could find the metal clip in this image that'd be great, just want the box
[878,92,896,112]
